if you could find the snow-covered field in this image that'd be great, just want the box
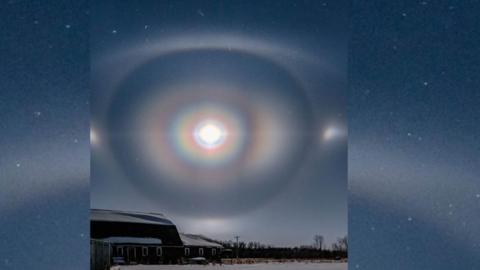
[111,262,347,270]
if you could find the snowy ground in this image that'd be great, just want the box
[111,262,347,270]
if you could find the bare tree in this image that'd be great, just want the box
[313,235,324,250]
[332,236,348,252]
[339,236,347,251]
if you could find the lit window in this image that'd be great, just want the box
[156,247,162,256]
[199,248,204,256]
[142,247,148,256]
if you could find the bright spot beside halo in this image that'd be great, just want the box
[322,125,346,142]
[194,120,227,149]
[90,127,99,145]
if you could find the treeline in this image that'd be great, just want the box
[217,235,347,260]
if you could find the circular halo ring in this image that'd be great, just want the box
[100,38,316,216]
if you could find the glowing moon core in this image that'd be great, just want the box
[193,120,227,149]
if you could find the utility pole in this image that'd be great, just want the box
[234,235,240,259]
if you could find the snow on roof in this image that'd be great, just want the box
[91,209,174,226]
[101,237,162,245]
[180,234,223,248]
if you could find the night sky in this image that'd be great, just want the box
[90,0,347,247]
[0,1,90,269]
[350,1,480,269]
[0,1,479,270]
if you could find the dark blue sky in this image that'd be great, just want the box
[350,1,480,269]
[0,1,90,269]
[1,1,480,270]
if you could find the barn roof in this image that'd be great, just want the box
[91,209,174,226]
[180,233,224,248]
[101,237,162,245]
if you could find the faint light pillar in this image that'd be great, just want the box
[234,236,240,259]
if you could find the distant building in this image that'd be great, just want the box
[90,209,184,268]
[180,233,224,262]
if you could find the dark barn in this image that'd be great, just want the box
[180,233,224,263]
[90,209,184,267]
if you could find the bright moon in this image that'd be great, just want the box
[194,120,226,149]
